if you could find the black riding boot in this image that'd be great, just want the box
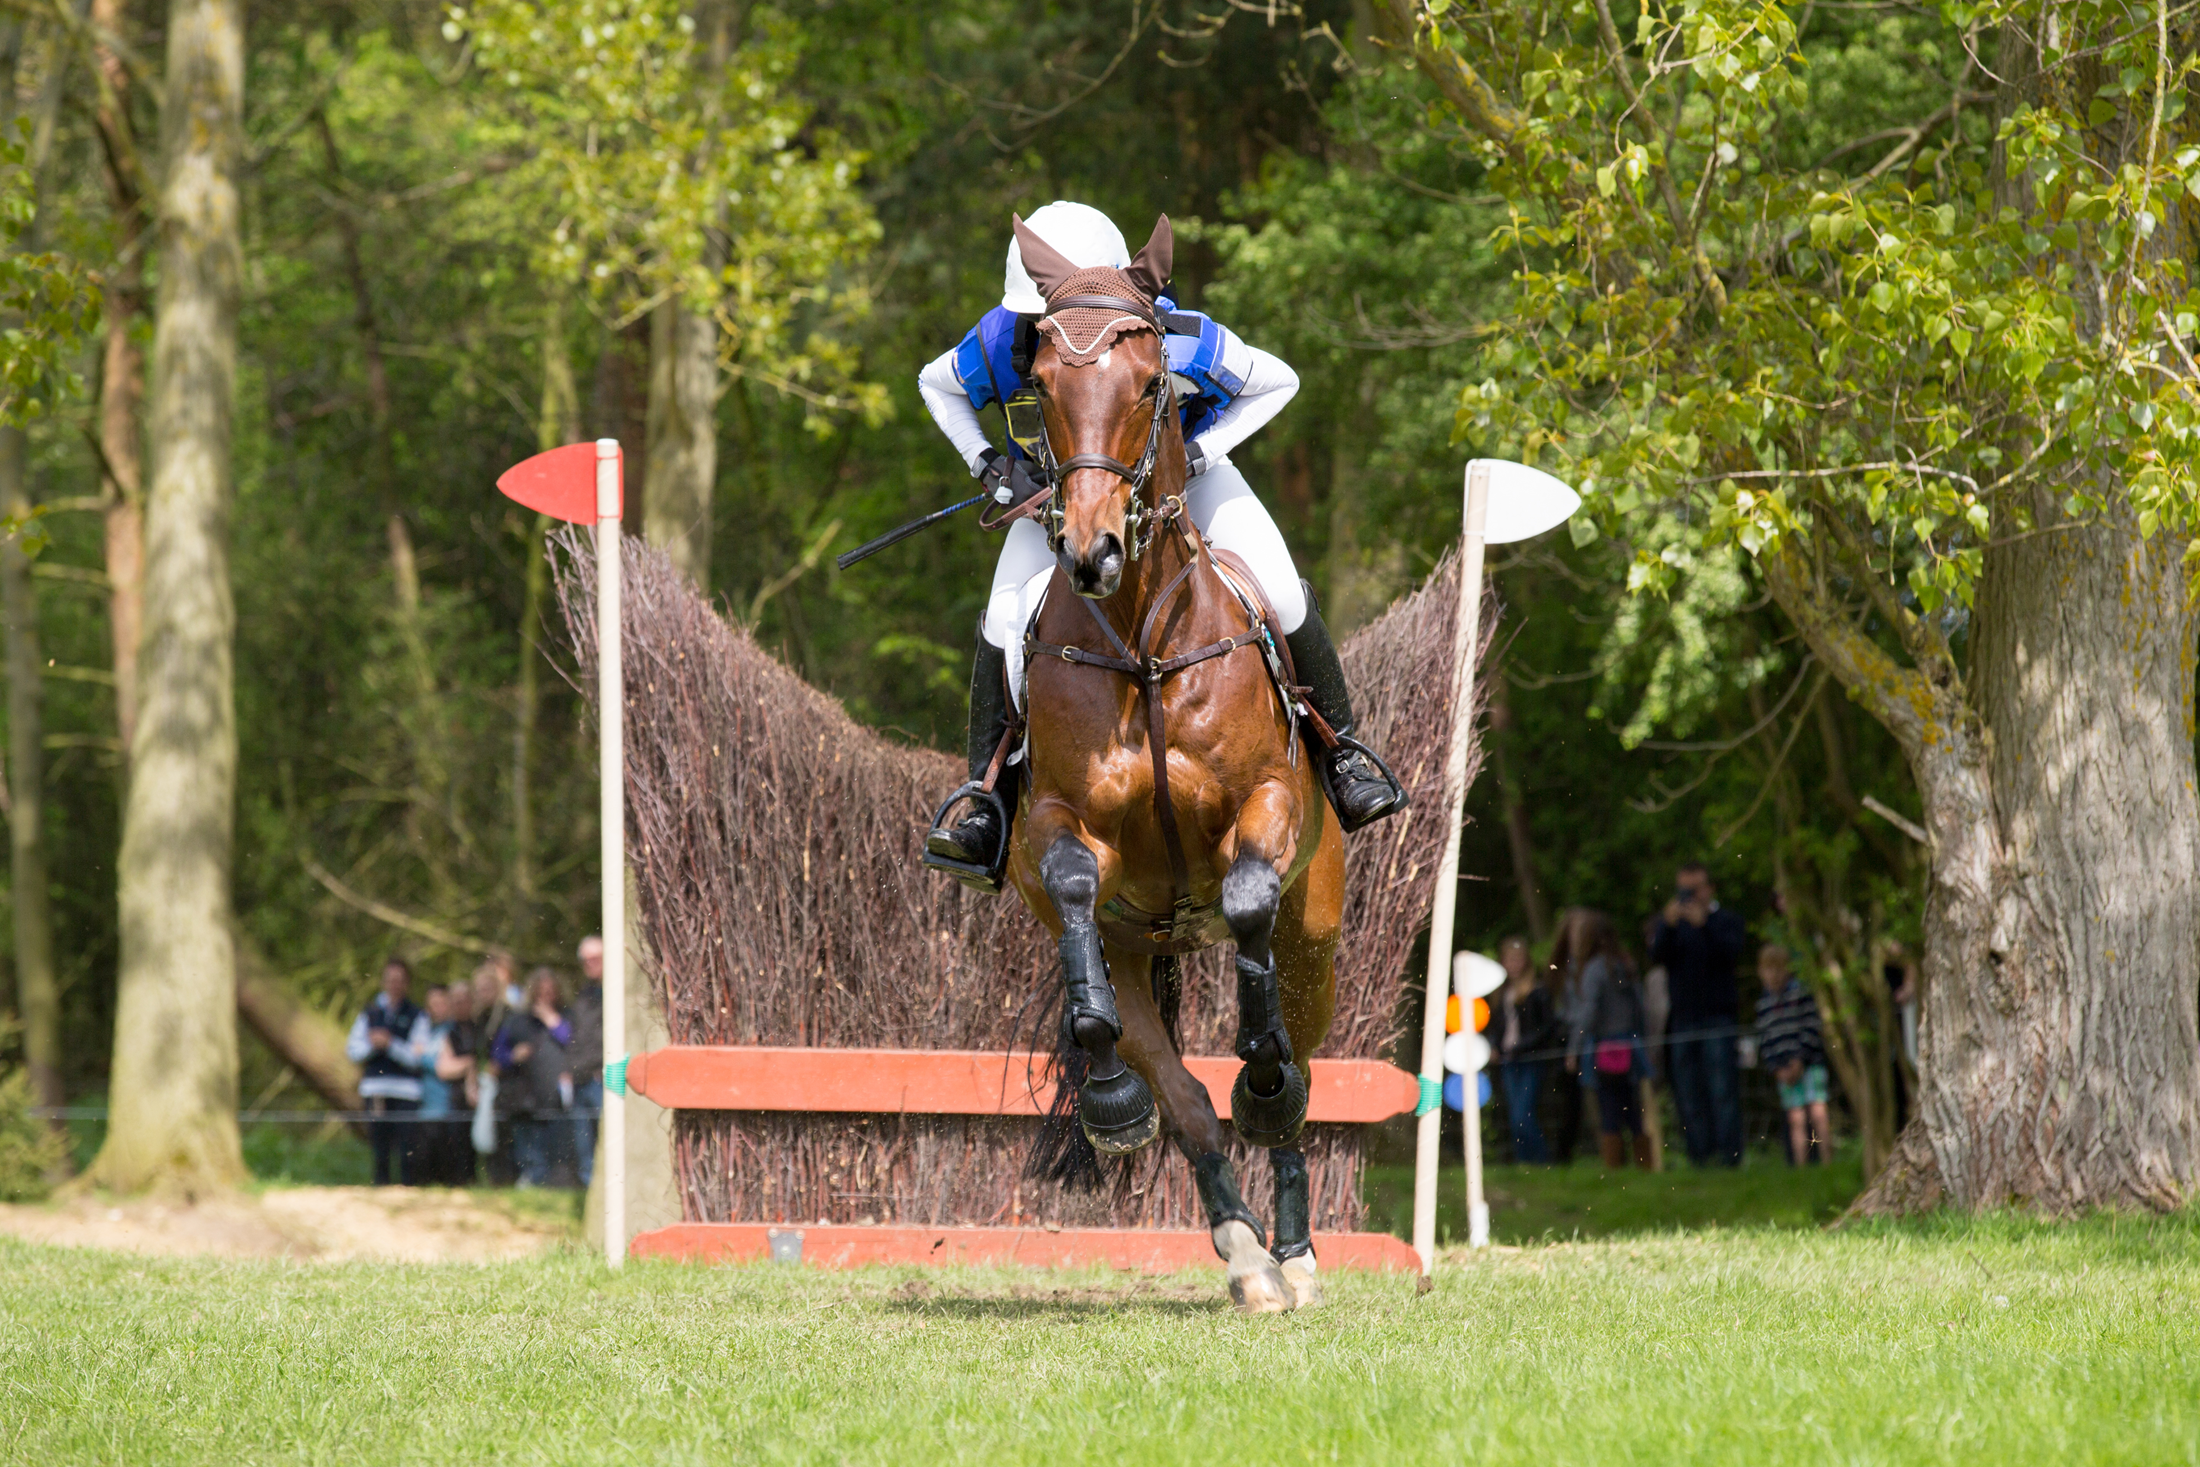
[925,630,1018,877]
[1284,582,1408,833]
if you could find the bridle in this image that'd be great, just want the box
[1023,293,1184,561]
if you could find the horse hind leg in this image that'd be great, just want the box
[1039,834,1158,1156]
[1222,851,1310,1149]
[1269,1146,1322,1309]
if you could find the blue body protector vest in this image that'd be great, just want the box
[952,301,1245,459]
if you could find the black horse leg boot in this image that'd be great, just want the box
[1284,581,1409,833]
[924,629,1019,884]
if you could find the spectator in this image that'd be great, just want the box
[472,955,521,1186]
[569,936,606,1187]
[1541,909,1592,1163]
[1755,945,1833,1165]
[495,968,576,1187]
[1565,911,1652,1170]
[345,958,431,1186]
[1492,935,1559,1163]
[1885,939,1918,1128]
[1649,862,1747,1167]
[435,980,482,1184]
[415,985,457,1184]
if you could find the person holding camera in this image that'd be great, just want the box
[1649,862,1747,1167]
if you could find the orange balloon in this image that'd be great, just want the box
[1474,997,1491,1032]
[1444,995,1462,1034]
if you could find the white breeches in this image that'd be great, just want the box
[983,460,1306,705]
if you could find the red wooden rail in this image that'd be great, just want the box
[623,1045,1423,1273]
[623,1046,1420,1123]
[633,1223,1422,1272]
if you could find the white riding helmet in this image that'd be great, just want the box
[1002,201,1131,315]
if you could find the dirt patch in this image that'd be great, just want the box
[0,1186,574,1263]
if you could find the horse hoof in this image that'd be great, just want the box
[1230,1263,1294,1314]
[1215,1219,1294,1314]
[1078,1067,1158,1156]
[1230,1061,1309,1148]
[1278,1253,1324,1310]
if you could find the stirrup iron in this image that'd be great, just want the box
[921,782,1010,894]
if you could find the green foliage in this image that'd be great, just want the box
[446,0,884,420]
[0,122,97,431]
[1407,0,2200,613]
[0,1020,63,1201]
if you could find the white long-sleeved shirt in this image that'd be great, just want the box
[916,335,1300,477]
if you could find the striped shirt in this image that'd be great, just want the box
[1755,979,1826,1073]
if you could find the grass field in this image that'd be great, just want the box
[1377,1150,1868,1242]
[4,1203,2196,1465]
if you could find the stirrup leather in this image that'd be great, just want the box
[922,782,1010,894]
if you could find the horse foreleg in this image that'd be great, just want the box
[1267,807,1343,1309]
[1268,1146,1322,1309]
[1223,844,1310,1151]
[1111,952,1292,1313]
[1038,833,1158,1156]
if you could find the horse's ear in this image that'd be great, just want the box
[1012,213,1079,305]
[1124,215,1173,300]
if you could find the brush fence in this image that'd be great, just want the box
[556,533,1482,1269]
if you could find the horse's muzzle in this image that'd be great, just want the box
[1061,532,1124,599]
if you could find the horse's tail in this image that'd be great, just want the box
[1024,955,1182,1190]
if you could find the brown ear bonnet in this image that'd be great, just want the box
[1011,213,1174,367]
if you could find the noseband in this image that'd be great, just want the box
[1026,293,1182,560]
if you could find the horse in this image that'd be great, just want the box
[998,214,1346,1313]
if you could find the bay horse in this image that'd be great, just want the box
[1000,215,1345,1313]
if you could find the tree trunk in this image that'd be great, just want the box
[1918,491,2200,1211]
[1487,673,1549,945]
[85,0,247,1197]
[642,298,717,590]
[92,0,148,763]
[510,296,578,936]
[0,19,63,1152]
[1,424,61,1144]
[233,936,360,1114]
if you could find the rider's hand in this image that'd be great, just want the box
[974,447,1011,501]
[1002,457,1049,510]
[1185,439,1207,477]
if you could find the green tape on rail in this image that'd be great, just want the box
[605,1056,630,1098]
[1415,1074,1441,1117]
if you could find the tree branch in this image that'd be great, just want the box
[1759,539,1947,761]
[301,856,502,957]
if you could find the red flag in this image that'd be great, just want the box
[497,441,622,523]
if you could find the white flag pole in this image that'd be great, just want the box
[1412,462,1491,1279]
[597,438,627,1269]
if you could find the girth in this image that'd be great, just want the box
[1025,511,1268,920]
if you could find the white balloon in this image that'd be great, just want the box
[1454,950,1506,999]
[1443,1029,1491,1075]
[1468,459,1582,545]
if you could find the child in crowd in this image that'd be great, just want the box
[1564,910,1653,1170]
[1754,945,1832,1164]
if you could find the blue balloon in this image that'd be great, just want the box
[1442,1072,1495,1112]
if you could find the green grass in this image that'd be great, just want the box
[3,1209,2197,1465]
[1367,1149,1865,1243]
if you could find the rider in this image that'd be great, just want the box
[918,201,1408,880]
